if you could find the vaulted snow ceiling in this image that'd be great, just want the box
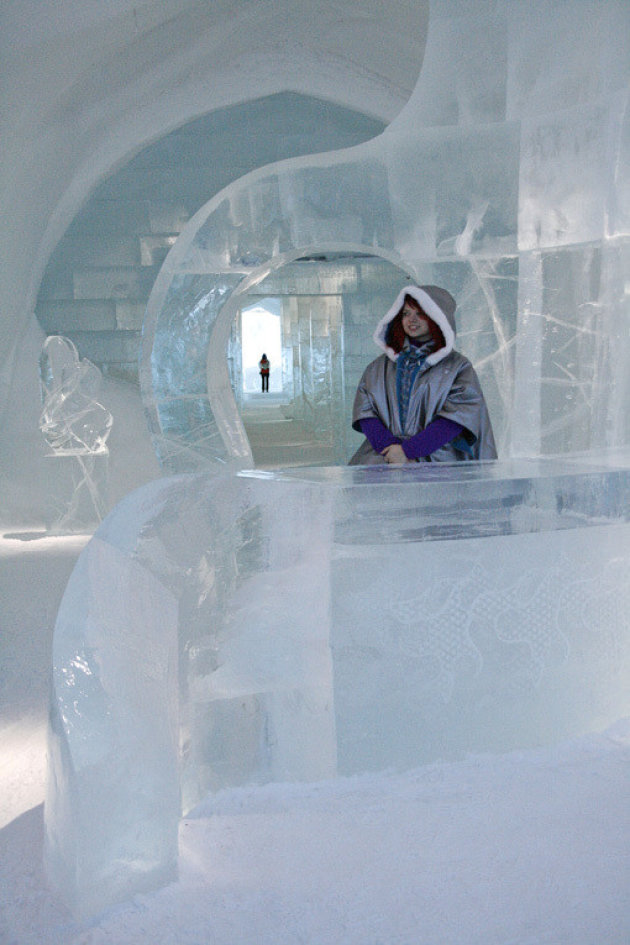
[0,0,429,375]
[34,92,388,376]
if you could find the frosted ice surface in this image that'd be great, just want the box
[46,457,630,917]
[45,471,336,917]
[46,530,180,917]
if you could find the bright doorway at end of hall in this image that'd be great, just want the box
[241,299,283,395]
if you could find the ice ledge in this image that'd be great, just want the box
[240,453,630,542]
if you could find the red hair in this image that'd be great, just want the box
[385,295,445,354]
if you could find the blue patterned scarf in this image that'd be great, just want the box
[396,340,435,429]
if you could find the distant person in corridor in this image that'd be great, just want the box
[259,353,270,392]
[350,285,497,465]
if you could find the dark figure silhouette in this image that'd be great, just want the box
[259,353,270,392]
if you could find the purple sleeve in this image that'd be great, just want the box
[359,417,401,453]
[402,417,465,459]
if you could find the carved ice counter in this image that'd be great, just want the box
[45,455,630,917]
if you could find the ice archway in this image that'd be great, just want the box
[140,125,521,470]
[141,4,630,472]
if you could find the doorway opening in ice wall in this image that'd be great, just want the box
[229,253,415,469]
[241,298,283,398]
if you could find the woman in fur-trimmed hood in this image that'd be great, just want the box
[349,284,497,465]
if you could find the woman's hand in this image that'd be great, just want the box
[381,443,410,464]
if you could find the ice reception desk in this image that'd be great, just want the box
[45,455,630,918]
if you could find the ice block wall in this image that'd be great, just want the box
[511,2,630,455]
[140,0,629,474]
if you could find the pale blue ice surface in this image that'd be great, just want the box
[44,0,630,920]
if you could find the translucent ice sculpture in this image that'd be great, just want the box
[40,335,112,454]
[46,456,630,918]
[39,336,113,530]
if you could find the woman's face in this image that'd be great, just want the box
[401,300,431,341]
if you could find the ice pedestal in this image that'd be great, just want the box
[45,456,630,918]
[43,452,109,533]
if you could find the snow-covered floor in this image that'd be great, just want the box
[1,533,629,945]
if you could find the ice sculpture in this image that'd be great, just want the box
[39,336,113,531]
[40,335,112,453]
[46,0,630,921]
[46,457,630,917]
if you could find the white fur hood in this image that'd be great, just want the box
[373,284,457,365]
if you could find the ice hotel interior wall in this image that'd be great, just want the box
[509,3,630,456]
[45,0,630,922]
[140,1,629,472]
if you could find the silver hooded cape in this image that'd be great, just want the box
[350,284,497,465]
